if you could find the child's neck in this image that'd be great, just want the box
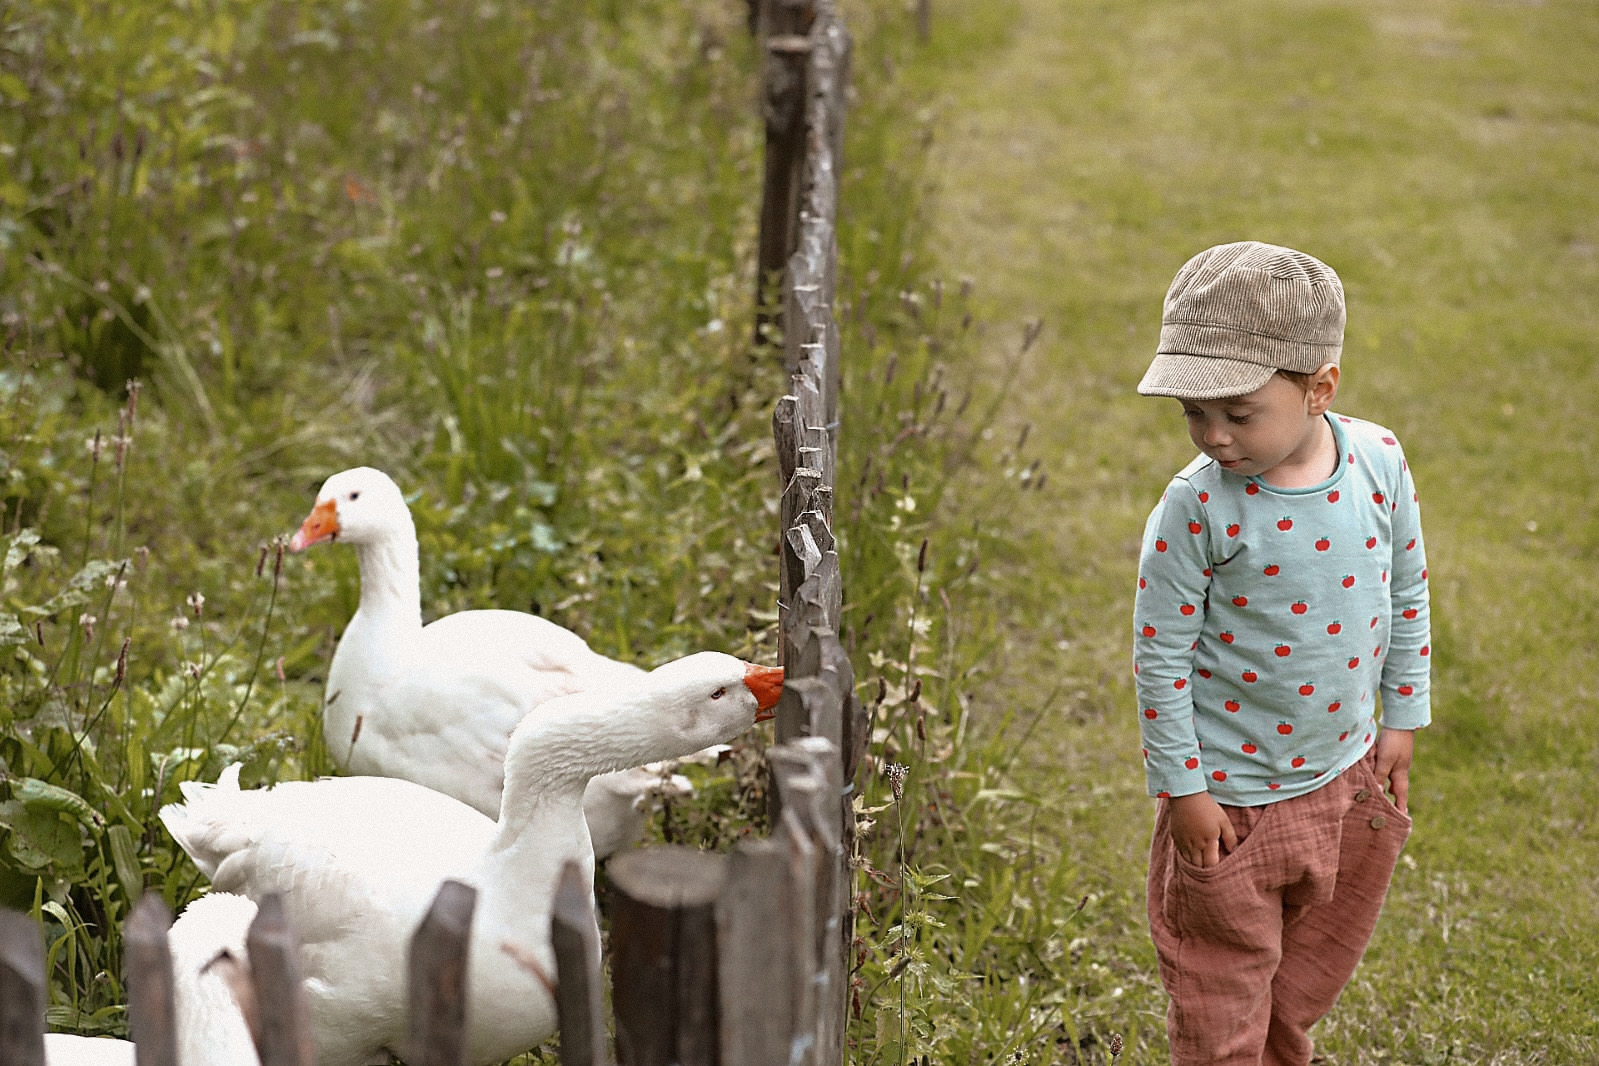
[1259,414,1337,489]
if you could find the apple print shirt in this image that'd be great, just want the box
[1133,413,1431,804]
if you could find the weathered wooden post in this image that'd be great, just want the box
[770,741,847,1066]
[0,909,46,1066]
[405,879,477,1066]
[247,893,316,1066]
[551,861,608,1066]
[717,808,819,1066]
[756,31,813,347]
[608,847,728,1066]
[125,894,180,1066]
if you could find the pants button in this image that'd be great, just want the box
[1370,815,1387,829]
[1354,788,1371,802]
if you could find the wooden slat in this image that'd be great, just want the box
[715,839,787,1065]
[754,33,812,347]
[608,847,728,1066]
[125,894,179,1066]
[0,909,46,1066]
[404,879,477,1066]
[773,393,800,489]
[551,861,607,1066]
[756,0,814,39]
[778,740,849,1066]
[246,894,315,1066]
[775,809,818,1066]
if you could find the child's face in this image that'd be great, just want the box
[1176,368,1338,483]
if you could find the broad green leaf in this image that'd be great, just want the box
[13,777,103,827]
[105,825,143,905]
[0,802,85,872]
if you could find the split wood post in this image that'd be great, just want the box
[755,32,812,348]
[755,0,817,348]
[125,893,179,1066]
[716,809,818,1066]
[786,629,858,775]
[776,466,824,672]
[756,0,812,38]
[405,879,477,1066]
[247,893,315,1066]
[551,861,608,1066]
[769,741,847,1066]
[608,847,728,1066]
[0,908,46,1066]
[773,393,799,489]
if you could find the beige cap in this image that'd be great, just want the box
[1138,241,1346,400]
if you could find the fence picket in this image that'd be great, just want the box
[551,861,607,1066]
[246,894,315,1066]
[124,894,180,1066]
[608,847,727,1066]
[405,879,477,1066]
[0,909,46,1066]
[755,33,812,347]
[777,739,850,1066]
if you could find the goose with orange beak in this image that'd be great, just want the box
[163,651,780,1066]
[286,466,773,859]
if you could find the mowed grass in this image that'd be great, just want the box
[894,0,1599,1061]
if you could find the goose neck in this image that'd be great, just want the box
[491,703,658,847]
[352,530,422,625]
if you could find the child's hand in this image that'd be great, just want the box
[1168,791,1238,868]
[1374,728,1416,812]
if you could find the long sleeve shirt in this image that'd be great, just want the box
[1133,413,1431,804]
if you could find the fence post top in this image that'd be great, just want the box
[766,35,813,55]
[607,846,729,909]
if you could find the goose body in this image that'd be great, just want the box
[160,651,782,1066]
[44,892,262,1066]
[289,466,668,854]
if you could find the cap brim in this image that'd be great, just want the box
[1136,352,1277,400]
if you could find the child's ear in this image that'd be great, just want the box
[1307,363,1340,415]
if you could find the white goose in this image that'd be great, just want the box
[160,651,782,1066]
[288,466,674,857]
[44,892,262,1066]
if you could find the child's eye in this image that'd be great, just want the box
[1227,415,1250,425]
[1182,409,1202,420]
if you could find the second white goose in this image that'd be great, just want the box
[160,651,782,1066]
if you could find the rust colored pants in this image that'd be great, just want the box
[1146,749,1411,1065]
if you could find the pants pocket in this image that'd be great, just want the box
[1166,805,1276,947]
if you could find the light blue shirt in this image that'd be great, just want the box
[1133,413,1431,804]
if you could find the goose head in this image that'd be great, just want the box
[288,467,413,551]
[642,651,785,745]
[503,652,783,796]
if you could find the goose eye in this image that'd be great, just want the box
[348,490,361,501]
[710,687,727,700]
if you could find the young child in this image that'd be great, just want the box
[1132,241,1430,1065]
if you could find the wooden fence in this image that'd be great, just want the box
[1,1,861,1063]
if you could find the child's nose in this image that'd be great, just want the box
[1203,421,1232,447]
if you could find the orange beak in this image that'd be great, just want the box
[288,498,340,552]
[743,663,784,722]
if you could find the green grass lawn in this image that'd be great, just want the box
[893,0,1599,1061]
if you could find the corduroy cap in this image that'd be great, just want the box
[1138,241,1346,400]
